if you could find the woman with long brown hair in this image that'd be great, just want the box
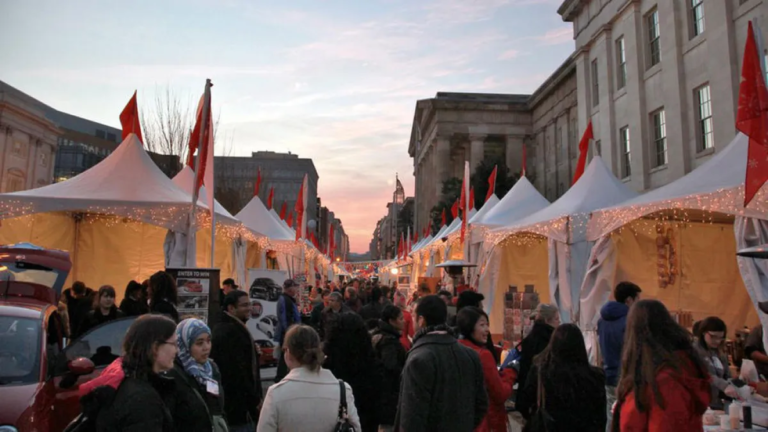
[613,300,710,431]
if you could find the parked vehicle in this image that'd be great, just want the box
[255,339,277,367]
[249,278,282,302]
[0,243,137,432]
[257,315,278,339]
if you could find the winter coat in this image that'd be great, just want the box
[275,293,301,345]
[151,299,180,323]
[166,359,226,432]
[371,320,407,425]
[693,343,731,409]
[616,351,711,432]
[520,363,606,432]
[63,288,95,338]
[95,373,175,432]
[346,297,362,313]
[324,340,382,432]
[516,321,555,418]
[257,366,362,432]
[78,306,126,336]
[120,296,149,317]
[394,332,489,432]
[359,302,384,328]
[459,339,516,432]
[597,301,630,386]
[211,312,262,426]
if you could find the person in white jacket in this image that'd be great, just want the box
[257,324,361,432]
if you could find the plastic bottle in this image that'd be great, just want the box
[730,401,742,430]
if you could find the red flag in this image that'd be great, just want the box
[469,187,476,211]
[254,168,262,197]
[119,91,144,144]
[451,199,459,220]
[572,121,594,185]
[295,174,309,240]
[441,209,447,227]
[287,212,294,229]
[486,166,497,203]
[279,202,287,220]
[186,85,214,199]
[267,187,274,210]
[738,21,768,206]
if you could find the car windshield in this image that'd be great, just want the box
[0,316,41,385]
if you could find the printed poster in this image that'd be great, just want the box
[165,267,221,325]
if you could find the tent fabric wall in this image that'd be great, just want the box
[735,217,768,350]
[549,239,593,324]
[597,221,758,335]
[487,238,550,335]
[195,228,237,281]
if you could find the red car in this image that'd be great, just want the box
[0,243,136,432]
[255,339,277,367]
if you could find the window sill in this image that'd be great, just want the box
[696,147,715,159]
[683,34,706,55]
[621,176,631,183]
[650,164,668,174]
[644,63,662,81]
[614,87,627,101]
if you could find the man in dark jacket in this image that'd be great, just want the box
[211,291,262,432]
[394,295,488,432]
[274,279,301,382]
[310,288,331,333]
[372,305,407,429]
[62,281,94,338]
[597,281,641,429]
[359,286,385,329]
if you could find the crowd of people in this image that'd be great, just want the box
[60,272,761,432]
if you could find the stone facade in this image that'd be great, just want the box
[560,0,768,191]
[0,83,60,192]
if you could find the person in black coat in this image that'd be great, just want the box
[79,286,126,336]
[149,271,180,323]
[394,295,488,432]
[62,281,95,338]
[120,280,149,317]
[370,305,407,429]
[519,324,606,432]
[323,312,382,432]
[90,314,179,432]
[211,291,262,432]
[516,303,560,419]
[167,318,227,432]
[359,287,385,329]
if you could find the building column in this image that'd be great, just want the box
[0,127,9,192]
[705,0,738,150]
[624,3,650,190]
[506,135,525,176]
[434,135,450,202]
[469,134,486,173]
[575,50,591,137]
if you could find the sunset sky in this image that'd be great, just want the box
[1,0,574,253]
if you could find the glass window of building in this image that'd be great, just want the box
[647,9,661,67]
[696,85,714,151]
[616,37,627,89]
[690,0,705,37]
[619,126,631,179]
[591,59,599,107]
[651,109,668,167]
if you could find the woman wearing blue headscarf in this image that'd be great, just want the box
[167,318,229,432]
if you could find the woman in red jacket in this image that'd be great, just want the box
[394,291,414,350]
[614,300,711,432]
[457,306,516,432]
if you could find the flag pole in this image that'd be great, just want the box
[203,80,215,268]
[187,78,212,268]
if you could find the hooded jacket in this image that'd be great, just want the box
[617,352,711,432]
[458,339,516,432]
[598,301,630,386]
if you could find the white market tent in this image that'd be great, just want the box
[580,133,766,346]
[482,157,636,333]
[0,134,204,297]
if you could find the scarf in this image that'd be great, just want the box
[412,324,454,344]
[176,318,214,386]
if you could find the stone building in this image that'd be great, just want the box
[0,82,60,192]
[560,0,767,192]
[214,151,319,221]
[408,0,768,232]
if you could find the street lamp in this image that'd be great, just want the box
[390,268,399,275]
[737,244,768,259]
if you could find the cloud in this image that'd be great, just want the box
[498,49,522,60]
[536,27,573,45]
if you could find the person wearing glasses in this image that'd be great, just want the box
[694,316,740,409]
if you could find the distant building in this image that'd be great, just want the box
[368,177,412,260]
[318,205,350,260]
[214,151,319,222]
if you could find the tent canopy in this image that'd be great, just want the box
[588,133,768,240]
[172,166,239,226]
[493,157,637,243]
[236,195,295,241]
[479,177,550,229]
[0,134,199,230]
[469,194,500,225]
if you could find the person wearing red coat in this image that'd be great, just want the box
[614,300,711,432]
[394,292,414,350]
[457,306,516,432]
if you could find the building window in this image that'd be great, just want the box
[651,109,668,167]
[647,9,661,67]
[691,0,704,37]
[591,59,600,107]
[695,85,714,151]
[107,132,117,142]
[95,130,106,139]
[619,126,631,178]
[616,37,627,89]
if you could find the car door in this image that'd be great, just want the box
[50,316,137,431]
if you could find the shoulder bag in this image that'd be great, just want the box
[524,370,555,432]
[335,380,355,432]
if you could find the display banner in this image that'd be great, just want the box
[165,267,220,325]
